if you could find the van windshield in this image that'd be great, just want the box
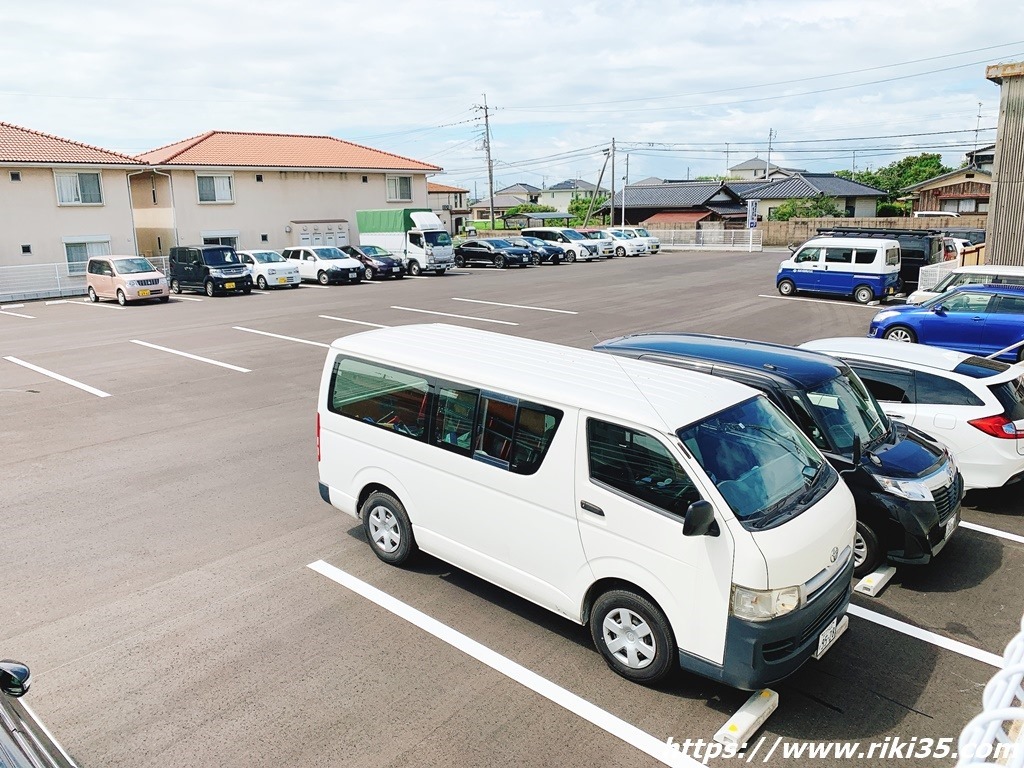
[203,247,240,266]
[802,370,888,453]
[562,230,586,241]
[112,257,157,274]
[678,397,834,530]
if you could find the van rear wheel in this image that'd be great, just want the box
[854,285,874,304]
[853,521,883,578]
[361,491,417,566]
[590,590,675,685]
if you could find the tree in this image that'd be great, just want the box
[568,194,609,226]
[834,153,952,202]
[768,195,844,221]
[504,203,557,216]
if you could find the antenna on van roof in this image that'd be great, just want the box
[588,330,674,433]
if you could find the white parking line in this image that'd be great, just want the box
[847,605,1002,667]
[318,316,390,328]
[308,560,699,768]
[961,520,1024,545]
[175,296,204,302]
[390,306,519,326]
[129,340,251,373]
[0,309,35,319]
[1,304,25,309]
[404,275,431,280]
[233,326,330,348]
[756,294,878,309]
[45,300,67,305]
[66,299,124,310]
[451,298,578,315]
[2,356,111,398]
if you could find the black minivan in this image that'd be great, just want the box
[595,333,964,577]
[168,245,252,297]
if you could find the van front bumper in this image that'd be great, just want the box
[678,557,853,691]
[213,275,252,291]
[875,472,963,565]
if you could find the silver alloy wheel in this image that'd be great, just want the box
[853,531,867,567]
[368,505,401,553]
[602,608,656,669]
[117,289,126,306]
[566,250,577,263]
[364,267,374,281]
[886,327,913,343]
[88,286,98,302]
[616,246,626,257]
[205,280,215,297]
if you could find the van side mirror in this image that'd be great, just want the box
[683,500,719,537]
[0,660,31,697]
[851,435,862,466]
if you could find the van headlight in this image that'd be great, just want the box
[209,268,226,278]
[875,475,933,501]
[731,585,802,622]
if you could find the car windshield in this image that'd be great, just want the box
[112,257,157,274]
[562,230,585,241]
[678,397,833,530]
[362,245,391,257]
[634,228,651,237]
[524,237,545,247]
[425,231,452,246]
[487,239,513,248]
[313,248,347,260]
[803,370,888,453]
[252,251,285,263]
[203,247,240,267]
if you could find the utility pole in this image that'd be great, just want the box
[472,94,496,231]
[852,150,856,174]
[621,154,629,227]
[609,138,616,225]
[974,101,983,159]
[725,142,730,177]
[765,128,776,179]
[583,150,611,227]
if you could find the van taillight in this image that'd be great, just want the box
[317,412,321,461]
[968,414,1021,439]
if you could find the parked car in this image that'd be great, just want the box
[777,237,901,304]
[1,659,80,767]
[914,211,959,218]
[507,236,563,265]
[237,249,301,290]
[341,244,406,280]
[618,226,661,253]
[800,338,1024,491]
[281,246,362,285]
[86,255,169,305]
[906,264,1024,305]
[576,229,616,258]
[602,228,648,257]
[453,238,533,268]
[169,245,252,297]
[594,332,963,578]
[520,227,601,262]
[942,227,986,246]
[869,284,1024,362]
[942,237,972,261]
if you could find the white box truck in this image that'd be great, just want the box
[356,209,455,276]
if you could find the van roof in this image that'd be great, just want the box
[594,333,845,389]
[799,237,900,249]
[329,324,758,430]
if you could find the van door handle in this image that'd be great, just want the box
[580,500,604,516]
[886,412,905,420]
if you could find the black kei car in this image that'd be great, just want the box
[1,659,79,767]
[453,238,534,268]
[508,236,564,265]
[341,244,406,280]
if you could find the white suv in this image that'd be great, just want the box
[603,228,648,257]
[800,337,1024,491]
[618,226,660,253]
[520,227,601,262]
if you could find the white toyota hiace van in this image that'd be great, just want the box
[317,324,856,689]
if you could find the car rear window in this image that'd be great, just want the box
[989,377,1024,420]
[953,357,1011,379]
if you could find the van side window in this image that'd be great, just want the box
[433,384,479,454]
[475,393,518,467]
[848,364,914,404]
[329,357,429,441]
[587,419,700,517]
[885,248,899,266]
[794,247,820,264]
[854,248,877,264]
[824,247,853,264]
[510,404,561,475]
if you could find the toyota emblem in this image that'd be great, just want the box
[830,547,838,563]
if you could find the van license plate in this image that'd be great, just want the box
[225,282,235,289]
[277,277,287,284]
[137,289,150,297]
[816,618,838,658]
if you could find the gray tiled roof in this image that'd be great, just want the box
[611,182,724,208]
[470,194,528,209]
[739,173,884,199]
[495,182,542,194]
[548,178,608,192]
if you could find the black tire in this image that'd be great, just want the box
[318,271,330,285]
[566,250,577,263]
[495,255,507,269]
[532,254,541,266]
[616,246,626,257]
[408,261,422,276]
[778,279,796,297]
[552,255,560,265]
[854,284,874,305]
[205,280,216,297]
[853,521,883,578]
[160,296,170,303]
[434,269,445,276]
[590,590,675,685]
[291,283,300,288]
[364,267,374,281]
[117,289,127,306]
[171,279,181,295]
[454,254,466,267]
[360,491,417,566]
[257,275,268,290]
[242,286,252,295]
[87,286,99,303]
[882,325,917,343]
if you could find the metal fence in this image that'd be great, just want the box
[657,229,762,251]
[0,263,88,303]
[917,258,962,292]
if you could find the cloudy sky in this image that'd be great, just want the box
[3,0,1022,195]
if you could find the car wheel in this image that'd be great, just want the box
[590,590,675,685]
[87,286,99,303]
[532,254,541,266]
[566,250,577,263]
[242,286,252,295]
[434,269,446,276]
[854,285,874,304]
[495,255,507,269]
[395,273,404,280]
[160,296,170,303]
[408,261,422,276]
[171,279,181,295]
[361,491,417,566]
[318,271,330,285]
[454,254,466,267]
[257,275,268,290]
[552,255,561,265]
[363,266,374,281]
[777,279,796,297]
[291,283,300,288]
[853,521,883,578]
[616,246,626,257]
[205,280,216,297]
[1018,344,1024,364]
[883,325,917,343]
[116,289,127,306]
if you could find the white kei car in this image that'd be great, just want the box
[237,250,301,290]
[603,229,649,257]
[800,337,1024,491]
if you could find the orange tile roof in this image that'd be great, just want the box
[428,181,468,193]
[139,130,441,171]
[642,211,711,224]
[0,121,142,165]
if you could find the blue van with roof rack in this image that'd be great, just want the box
[594,333,964,578]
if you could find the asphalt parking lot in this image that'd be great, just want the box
[3,250,1022,767]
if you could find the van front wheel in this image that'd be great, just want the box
[590,590,675,685]
[361,491,417,566]
[854,285,874,304]
[777,279,796,297]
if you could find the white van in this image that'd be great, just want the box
[520,227,602,262]
[777,236,901,304]
[317,324,856,690]
[907,264,1024,305]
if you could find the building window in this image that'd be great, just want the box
[197,174,233,203]
[10,171,21,182]
[978,201,990,213]
[386,175,413,201]
[21,244,31,254]
[362,175,368,183]
[64,238,110,275]
[261,233,269,242]
[55,171,102,205]
[255,173,264,183]
[203,236,238,248]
